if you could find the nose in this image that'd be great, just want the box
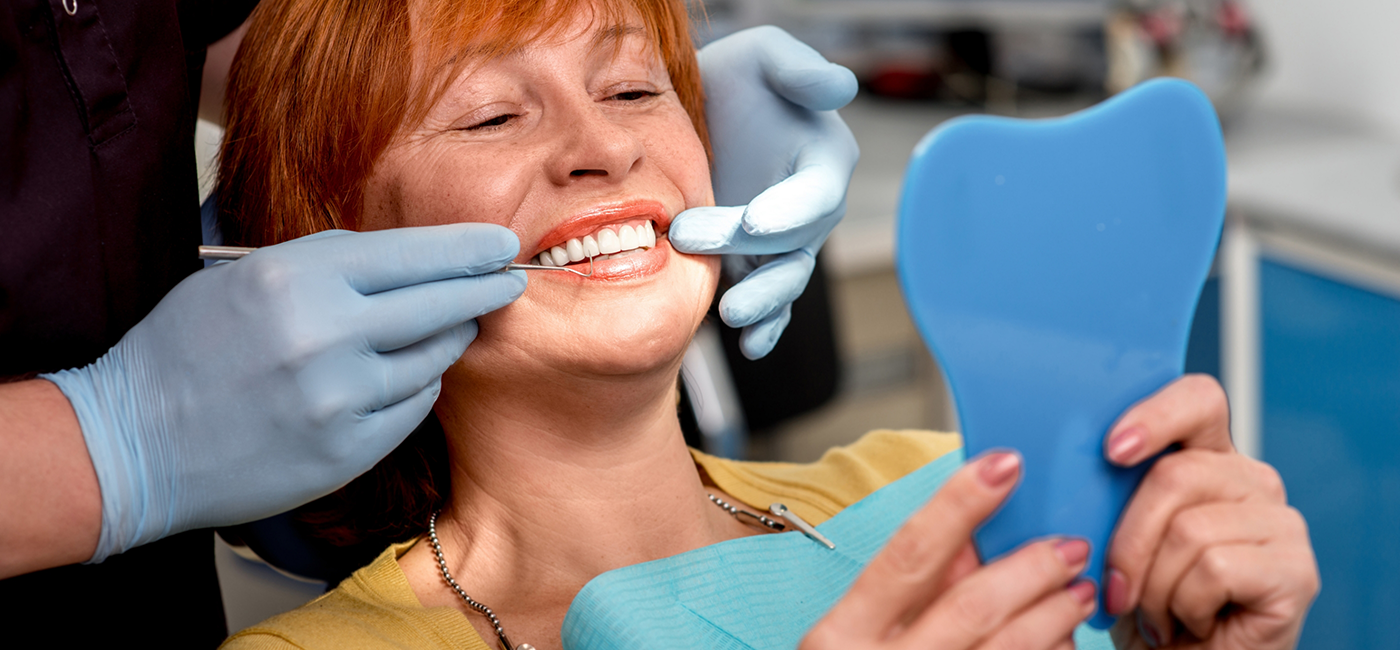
[545,99,646,185]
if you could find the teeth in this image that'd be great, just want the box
[618,225,638,250]
[597,228,621,254]
[536,220,658,268]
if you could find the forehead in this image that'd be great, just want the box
[415,0,654,69]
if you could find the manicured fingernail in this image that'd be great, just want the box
[1068,580,1097,607]
[979,453,1021,487]
[1137,610,1164,648]
[1107,426,1145,464]
[1055,539,1090,568]
[1105,568,1130,615]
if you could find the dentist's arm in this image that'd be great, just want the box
[0,380,102,578]
[0,224,524,578]
[671,27,860,359]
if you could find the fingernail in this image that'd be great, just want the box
[1055,539,1090,568]
[1068,580,1097,607]
[1105,568,1130,615]
[1137,610,1164,648]
[979,453,1021,487]
[1107,426,1145,464]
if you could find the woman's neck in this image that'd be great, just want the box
[400,362,756,649]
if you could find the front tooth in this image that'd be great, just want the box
[642,221,656,247]
[583,234,601,258]
[618,225,638,250]
[566,238,584,262]
[597,228,621,254]
[550,246,569,266]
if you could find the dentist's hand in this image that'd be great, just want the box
[43,225,525,562]
[672,26,860,359]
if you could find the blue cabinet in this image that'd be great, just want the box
[1259,258,1400,650]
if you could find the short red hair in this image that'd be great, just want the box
[218,0,708,247]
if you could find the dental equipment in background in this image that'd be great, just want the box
[198,245,596,277]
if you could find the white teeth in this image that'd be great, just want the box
[597,228,622,254]
[618,225,638,250]
[537,221,658,267]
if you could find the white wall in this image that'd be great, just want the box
[1249,0,1400,138]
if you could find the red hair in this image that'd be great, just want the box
[218,0,708,247]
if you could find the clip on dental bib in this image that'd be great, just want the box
[895,78,1227,628]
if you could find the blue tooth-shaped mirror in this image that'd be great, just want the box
[895,78,1226,629]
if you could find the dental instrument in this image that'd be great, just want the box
[198,245,595,277]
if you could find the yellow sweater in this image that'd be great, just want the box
[222,430,962,650]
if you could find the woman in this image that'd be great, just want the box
[218,0,1318,648]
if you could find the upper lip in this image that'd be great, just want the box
[530,199,671,258]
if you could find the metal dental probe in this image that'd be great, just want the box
[197,245,596,277]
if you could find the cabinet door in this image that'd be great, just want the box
[1261,258,1400,650]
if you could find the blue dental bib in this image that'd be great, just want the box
[562,451,1113,649]
[896,78,1225,628]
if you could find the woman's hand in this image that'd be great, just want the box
[1102,375,1320,649]
[803,453,1097,650]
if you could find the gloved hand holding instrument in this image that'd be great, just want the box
[44,225,526,562]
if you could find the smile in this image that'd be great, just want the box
[531,220,660,267]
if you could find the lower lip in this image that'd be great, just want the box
[542,238,671,282]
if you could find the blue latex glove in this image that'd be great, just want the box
[671,26,860,359]
[43,225,525,562]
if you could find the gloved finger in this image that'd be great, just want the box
[350,376,446,471]
[366,321,478,414]
[285,223,519,296]
[741,138,854,238]
[362,270,526,352]
[669,197,839,256]
[738,305,791,360]
[718,251,815,328]
[753,27,859,111]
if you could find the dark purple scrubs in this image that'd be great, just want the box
[1,0,255,644]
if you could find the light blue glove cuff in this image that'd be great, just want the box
[43,341,172,563]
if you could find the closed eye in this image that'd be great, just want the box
[466,114,516,130]
[609,90,659,102]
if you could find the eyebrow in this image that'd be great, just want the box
[591,24,647,50]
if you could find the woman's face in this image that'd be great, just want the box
[361,10,718,381]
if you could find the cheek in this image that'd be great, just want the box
[361,145,536,231]
[643,114,713,210]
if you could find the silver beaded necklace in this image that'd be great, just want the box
[429,496,832,650]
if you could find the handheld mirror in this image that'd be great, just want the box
[895,78,1226,628]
